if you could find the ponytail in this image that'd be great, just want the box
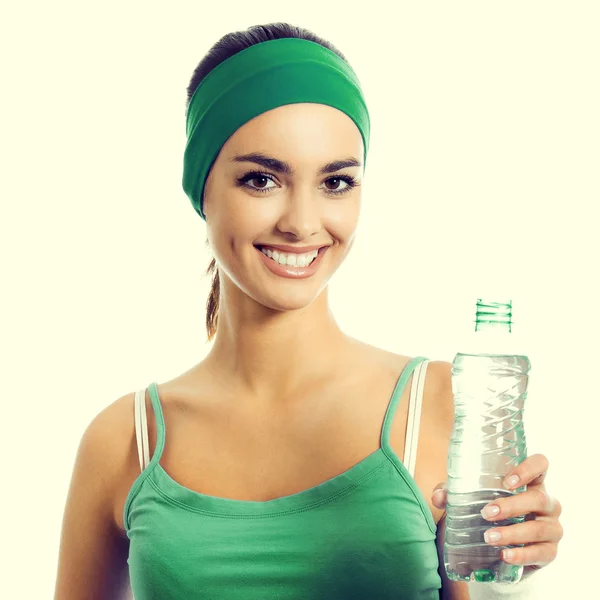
[205,257,220,341]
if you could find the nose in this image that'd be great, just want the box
[276,187,321,240]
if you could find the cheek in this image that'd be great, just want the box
[323,199,361,244]
[209,181,277,236]
[206,208,263,279]
[207,219,243,265]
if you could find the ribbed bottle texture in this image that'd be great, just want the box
[444,299,530,584]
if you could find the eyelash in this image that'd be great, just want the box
[236,170,358,196]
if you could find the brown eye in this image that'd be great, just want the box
[251,176,270,189]
[237,171,278,194]
[321,176,357,195]
[324,177,345,191]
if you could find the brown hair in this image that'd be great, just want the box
[185,23,349,341]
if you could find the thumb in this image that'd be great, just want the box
[432,481,448,509]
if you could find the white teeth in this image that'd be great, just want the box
[259,247,320,267]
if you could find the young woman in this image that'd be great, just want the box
[54,22,563,600]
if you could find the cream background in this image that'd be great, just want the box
[2,1,598,598]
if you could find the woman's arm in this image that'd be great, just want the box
[54,397,134,600]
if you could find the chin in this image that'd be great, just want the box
[251,283,327,313]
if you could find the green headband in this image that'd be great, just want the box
[182,37,371,220]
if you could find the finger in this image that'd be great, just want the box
[502,541,558,567]
[432,482,447,509]
[481,487,561,520]
[502,453,550,490]
[483,517,564,547]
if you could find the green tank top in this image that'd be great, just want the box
[124,356,442,598]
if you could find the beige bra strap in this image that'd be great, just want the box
[134,388,150,472]
[403,359,429,479]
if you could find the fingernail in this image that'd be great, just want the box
[503,474,520,489]
[484,530,502,543]
[481,504,500,519]
[503,549,514,561]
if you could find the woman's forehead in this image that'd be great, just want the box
[223,104,364,168]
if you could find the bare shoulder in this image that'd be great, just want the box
[81,391,138,480]
[382,345,452,396]
[376,347,455,438]
[54,391,139,599]
[371,344,455,445]
[347,339,455,443]
[77,391,143,532]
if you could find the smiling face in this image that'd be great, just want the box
[202,102,364,313]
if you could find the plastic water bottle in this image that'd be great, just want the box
[444,298,530,584]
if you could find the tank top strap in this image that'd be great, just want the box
[134,382,166,472]
[380,356,429,454]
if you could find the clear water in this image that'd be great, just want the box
[444,352,529,583]
[444,490,525,582]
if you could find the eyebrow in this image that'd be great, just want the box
[229,152,362,176]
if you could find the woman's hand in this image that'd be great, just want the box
[432,453,564,579]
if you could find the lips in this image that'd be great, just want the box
[255,244,328,279]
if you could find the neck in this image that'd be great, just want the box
[203,281,349,403]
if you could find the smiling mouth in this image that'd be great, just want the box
[256,245,321,268]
